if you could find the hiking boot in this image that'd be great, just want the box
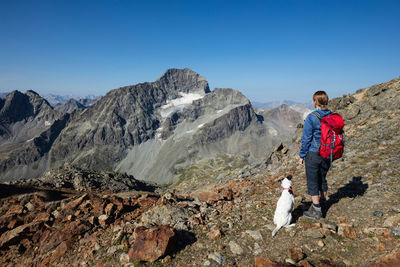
[303,204,322,220]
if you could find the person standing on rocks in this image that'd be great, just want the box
[299,91,332,220]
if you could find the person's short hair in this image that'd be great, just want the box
[313,91,329,107]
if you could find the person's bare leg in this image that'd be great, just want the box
[311,195,319,205]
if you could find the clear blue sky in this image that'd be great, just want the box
[1,0,399,102]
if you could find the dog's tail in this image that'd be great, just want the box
[272,225,282,237]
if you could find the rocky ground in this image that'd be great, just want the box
[1,78,400,266]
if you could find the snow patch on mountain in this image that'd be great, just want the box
[160,92,204,118]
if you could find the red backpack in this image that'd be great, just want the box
[312,112,344,162]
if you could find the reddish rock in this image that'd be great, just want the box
[0,214,13,228]
[79,199,92,211]
[195,190,222,204]
[104,203,116,216]
[288,247,305,262]
[6,205,24,216]
[255,257,292,267]
[177,202,189,208]
[40,219,91,253]
[7,219,19,229]
[37,229,52,247]
[128,226,176,262]
[98,214,111,227]
[115,202,125,214]
[63,193,88,211]
[299,259,313,267]
[207,229,222,240]
[90,199,104,216]
[0,222,40,249]
[51,240,72,263]
[33,212,51,223]
[39,257,51,267]
[337,223,357,239]
[137,195,159,210]
[88,216,98,225]
[223,189,234,201]
[365,248,400,267]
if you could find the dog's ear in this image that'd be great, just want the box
[286,175,293,180]
[277,177,284,183]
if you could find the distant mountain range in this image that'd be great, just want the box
[43,93,101,107]
[0,69,305,184]
[252,100,314,110]
[0,92,101,108]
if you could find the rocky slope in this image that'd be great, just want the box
[0,90,62,179]
[0,68,303,184]
[1,77,399,266]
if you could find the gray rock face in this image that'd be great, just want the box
[0,90,61,180]
[0,90,58,143]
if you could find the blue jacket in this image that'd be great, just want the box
[299,109,332,158]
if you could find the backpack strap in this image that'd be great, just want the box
[311,111,333,121]
[311,111,322,121]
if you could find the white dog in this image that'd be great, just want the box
[272,176,295,237]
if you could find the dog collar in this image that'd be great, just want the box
[283,188,292,191]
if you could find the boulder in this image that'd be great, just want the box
[104,203,116,216]
[228,240,243,255]
[62,193,88,211]
[0,222,40,249]
[128,226,176,262]
[288,247,305,262]
[50,241,72,263]
[195,190,222,204]
[207,229,222,240]
[98,214,111,227]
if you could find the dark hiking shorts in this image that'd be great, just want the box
[305,151,331,196]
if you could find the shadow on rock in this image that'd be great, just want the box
[323,176,368,217]
[291,176,368,222]
[0,183,69,201]
[292,201,312,223]
[173,230,197,255]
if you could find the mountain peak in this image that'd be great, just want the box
[155,68,210,95]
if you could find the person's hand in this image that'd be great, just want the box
[298,158,304,165]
